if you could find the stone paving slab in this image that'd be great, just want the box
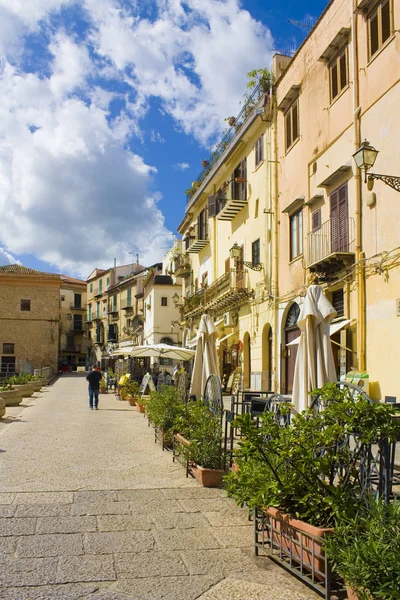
[0,375,322,599]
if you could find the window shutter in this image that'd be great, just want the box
[208,194,216,217]
[197,214,201,240]
[338,184,349,252]
[332,289,344,317]
[381,0,391,43]
[369,11,379,56]
[330,189,339,252]
[312,209,321,232]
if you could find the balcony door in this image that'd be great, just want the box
[284,303,300,394]
[330,183,349,253]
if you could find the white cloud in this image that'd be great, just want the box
[0,247,21,266]
[0,0,273,276]
[174,162,190,170]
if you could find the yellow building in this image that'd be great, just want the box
[274,0,400,399]
[177,78,275,391]
[177,0,400,400]
[0,265,61,375]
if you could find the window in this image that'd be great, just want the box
[369,0,392,58]
[330,47,348,101]
[127,288,132,306]
[202,272,208,288]
[255,135,264,166]
[161,297,168,307]
[3,343,14,354]
[96,302,100,318]
[290,209,303,260]
[311,208,322,232]
[1,356,15,376]
[74,293,81,308]
[106,276,110,287]
[232,159,247,200]
[197,208,208,241]
[252,239,260,265]
[98,279,103,294]
[89,283,93,293]
[73,314,82,331]
[285,98,299,151]
[112,294,117,311]
[21,299,31,311]
[88,304,92,321]
[332,289,345,318]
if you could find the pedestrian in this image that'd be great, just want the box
[86,366,102,410]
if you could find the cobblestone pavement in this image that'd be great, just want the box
[0,374,320,600]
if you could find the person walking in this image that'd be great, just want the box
[86,366,102,410]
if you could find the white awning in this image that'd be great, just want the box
[186,336,198,348]
[110,345,135,356]
[217,331,236,346]
[287,319,352,346]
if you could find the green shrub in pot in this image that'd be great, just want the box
[176,401,223,470]
[324,498,400,600]
[144,386,185,444]
[225,383,400,528]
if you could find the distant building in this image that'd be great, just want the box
[0,265,61,376]
[59,275,89,371]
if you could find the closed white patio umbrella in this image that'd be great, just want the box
[190,314,219,399]
[129,343,195,362]
[292,284,337,413]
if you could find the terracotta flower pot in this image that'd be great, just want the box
[128,397,137,406]
[346,585,372,600]
[264,507,332,581]
[136,403,145,413]
[192,465,224,488]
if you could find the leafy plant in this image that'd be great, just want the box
[225,383,400,528]
[325,498,400,600]
[6,374,33,385]
[246,68,271,92]
[176,401,223,470]
[100,378,107,390]
[144,386,185,443]
[123,381,140,397]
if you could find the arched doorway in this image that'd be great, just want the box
[243,332,251,389]
[261,324,273,391]
[284,303,300,394]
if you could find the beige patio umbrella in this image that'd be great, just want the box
[189,314,219,399]
[292,284,337,413]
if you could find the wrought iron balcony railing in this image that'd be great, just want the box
[173,254,192,277]
[182,269,252,318]
[307,217,356,268]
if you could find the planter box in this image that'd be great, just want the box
[192,465,224,488]
[0,397,5,418]
[0,389,22,406]
[155,427,173,450]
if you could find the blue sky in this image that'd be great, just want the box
[0,0,328,278]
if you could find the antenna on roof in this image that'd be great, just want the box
[288,17,316,31]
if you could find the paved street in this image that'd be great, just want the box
[0,374,319,600]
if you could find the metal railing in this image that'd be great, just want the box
[182,269,249,315]
[307,217,355,267]
[121,299,133,309]
[186,81,270,202]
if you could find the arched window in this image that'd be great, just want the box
[160,337,174,345]
[285,303,300,328]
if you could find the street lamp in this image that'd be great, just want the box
[172,292,181,307]
[229,242,263,271]
[353,140,400,192]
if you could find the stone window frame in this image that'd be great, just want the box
[21,299,31,311]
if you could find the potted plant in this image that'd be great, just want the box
[124,381,140,406]
[175,401,224,487]
[225,383,400,578]
[100,377,107,393]
[144,386,185,448]
[324,498,400,599]
[201,159,209,168]
[0,382,22,406]
[225,116,236,127]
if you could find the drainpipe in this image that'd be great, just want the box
[352,0,366,370]
[271,94,279,392]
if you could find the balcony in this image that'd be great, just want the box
[185,235,209,254]
[93,287,103,298]
[121,299,133,311]
[70,304,85,310]
[307,217,356,280]
[108,304,119,316]
[182,269,253,319]
[173,254,192,278]
[60,344,81,353]
[135,283,144,298]
[92,314,102,322]
[216,186,247,222]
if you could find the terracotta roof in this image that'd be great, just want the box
[59,274,86,286]
[0,264,58,277]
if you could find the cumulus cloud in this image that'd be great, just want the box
[174,162,190,170]
[0,247,21,266]
[0,0,273,276]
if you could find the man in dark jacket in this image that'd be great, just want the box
[86,366,102,410]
